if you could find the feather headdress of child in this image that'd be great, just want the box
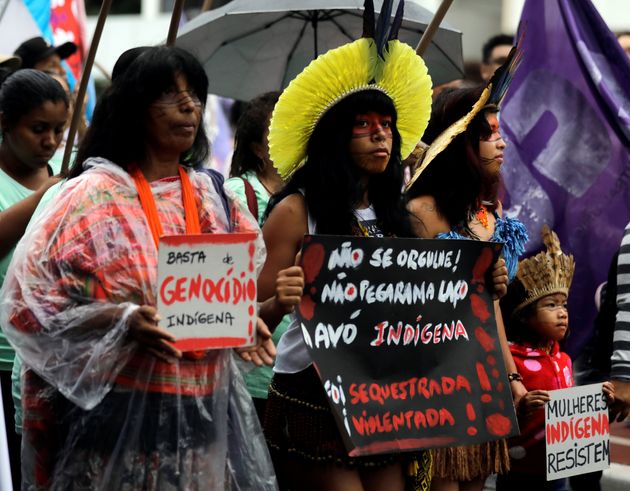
[405,31,524,191]
[268,0,433,179]
[512,225,575,315]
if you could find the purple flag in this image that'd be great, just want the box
[501,0,630,355]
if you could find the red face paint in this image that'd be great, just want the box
[482,112,502,142]
[352,112,393,139]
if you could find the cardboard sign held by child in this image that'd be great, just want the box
[545,383,610,480]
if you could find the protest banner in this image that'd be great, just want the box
[545,383,610,480]
[297,235,518,457]
[157,233,258,351]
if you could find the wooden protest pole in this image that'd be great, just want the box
[415,0,454,56]
[201,0,215,13]
[60,0,113,174]
[167,0,187,46]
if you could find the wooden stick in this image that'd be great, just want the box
[167,0,187,46]
[201,0,214,12]
[61,0,113,175]
[415,0,454,56]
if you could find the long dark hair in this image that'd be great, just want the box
[0,69,68,130]
[230,91,280,177]
[406,86,501,231]
[70,46,209,178]
[267,89,411,237]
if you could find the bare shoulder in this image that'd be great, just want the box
[263,193,308,245]
[267,193,307,229]
[407,195,450,238]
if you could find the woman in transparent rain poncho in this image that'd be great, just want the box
[0,46,277,490]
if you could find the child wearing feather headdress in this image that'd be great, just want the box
[498,226,615,491]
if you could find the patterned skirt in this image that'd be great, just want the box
[431,440,510,481]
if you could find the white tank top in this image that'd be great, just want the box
[274,201,379,374]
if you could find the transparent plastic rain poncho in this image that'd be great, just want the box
[0,158,277,490]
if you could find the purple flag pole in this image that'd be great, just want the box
[501,0,630,356]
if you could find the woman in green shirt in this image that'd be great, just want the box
[0,68,68,489]
[224,91,288,421]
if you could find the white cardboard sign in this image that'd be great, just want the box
[157,233,258,351]
[545,383,610,480]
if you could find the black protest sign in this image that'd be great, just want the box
[297,235,518,457]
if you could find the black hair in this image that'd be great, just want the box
[406,86,500,234]
[0,69,68,130]
[111,46,150,81]
[70,46,209,178]
[267,89,412,237]
[230,91,280,177]
[482,34,514,63]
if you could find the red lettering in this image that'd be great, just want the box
[429,379,442,396]
[456,375,472,394]
[426,408,439,427]
[442,321,453,340]
[433,324,442,344]
[159,276,175,305]
[388,323,402,345]
[393,411,405,431]
[372,321,387,346]
[352,415,366,436]
[442,377,455,395]
[440,408,455,426]
[349,383,369,404]
[403,325,416,344]
[418,378,430,398]
[247,278,256,301]
[476,363,492,391]
[421,324,432,344]
[173,277,188,302]
[455,320,468,338]
[391,383,400,400]
[414,410,427,429]
[382,412,392,432]
[233,279,242,305]
[188,275,201,299]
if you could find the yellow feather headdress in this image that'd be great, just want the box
[268,0,433,179]
[512,225,576,314]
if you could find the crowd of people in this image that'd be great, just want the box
[1,1,630,490]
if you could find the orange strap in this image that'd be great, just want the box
[128,164,201,247]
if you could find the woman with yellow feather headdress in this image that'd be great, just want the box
[257,0,433,489]
[405,42,529,490]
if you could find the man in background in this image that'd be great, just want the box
[480,33,513,82]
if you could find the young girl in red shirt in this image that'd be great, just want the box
[499,225,614,491]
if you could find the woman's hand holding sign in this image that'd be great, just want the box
[128,305,182,362]
[276,265,305,314]
[491,258,509,299]
[517,389,551,416]
[236,317,277,366]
